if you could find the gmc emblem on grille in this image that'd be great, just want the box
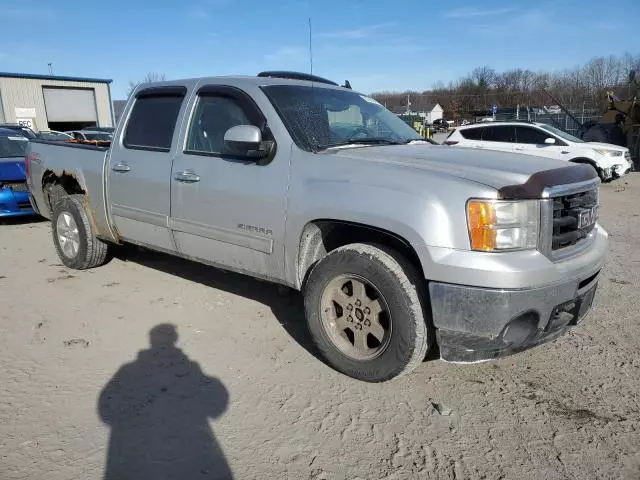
[577,207,598,229]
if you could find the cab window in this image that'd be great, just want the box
[186,96,256,154]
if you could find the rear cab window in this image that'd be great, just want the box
[124,86,187,151]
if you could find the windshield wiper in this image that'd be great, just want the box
[317,138,402,150]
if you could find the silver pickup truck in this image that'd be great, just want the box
[26,72,608,382]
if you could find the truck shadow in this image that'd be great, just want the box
[0,215,47,226]
[114,246,318,359]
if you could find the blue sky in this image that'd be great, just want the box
[1,0,639,98]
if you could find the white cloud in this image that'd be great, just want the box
[264,46,306,63]
[320,41,430,56]
[472,10,551,36]
[317,22,397,40]
[187,0,233,20]
[444,7,515,18]
[188,6,210,20]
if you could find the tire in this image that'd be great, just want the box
[51,194,110,269]
[304,243,432,382]
[44,183,67,214]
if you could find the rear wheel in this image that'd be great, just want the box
[304,243,432,382]
[51,194,110,269]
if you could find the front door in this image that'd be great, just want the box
[514,126,568,161]
[108,86,189,251]
[169,85,289,281]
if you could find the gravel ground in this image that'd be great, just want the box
[1,174,639,479]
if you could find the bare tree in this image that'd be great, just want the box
[127,72,167,97]
[371,53,640,118]
[471,66,497,91]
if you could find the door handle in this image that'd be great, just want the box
[112,163,131,172]
[561,151,570,154]
[174,170,201,183]
[515,147,525,151]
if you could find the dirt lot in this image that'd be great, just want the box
[1,175,640,480]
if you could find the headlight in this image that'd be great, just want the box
[467,199,539,251]
[592,148,622,157]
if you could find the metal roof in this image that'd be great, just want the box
[0,72,112,84]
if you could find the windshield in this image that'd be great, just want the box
[538,124,584,143]
[0,134,29,158]
[262,85,422,151]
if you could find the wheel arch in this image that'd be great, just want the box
[569,157,603,180]
[296,219,424,290]
[41,169,86,214]
[40,169,108,239]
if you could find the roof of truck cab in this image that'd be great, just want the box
[135,75,356,92]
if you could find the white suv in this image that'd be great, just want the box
[445,122,632,181]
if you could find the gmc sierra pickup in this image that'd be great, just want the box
[26,72,608,382]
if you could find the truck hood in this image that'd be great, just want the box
[0,158,26,181]
[324,144,572,191]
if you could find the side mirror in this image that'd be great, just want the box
[223,125,272,160]
[544,137,556,145]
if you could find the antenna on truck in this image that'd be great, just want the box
[308,17,313,75]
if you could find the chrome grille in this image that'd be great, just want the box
[551,189,598,250]
[538,180,600,260]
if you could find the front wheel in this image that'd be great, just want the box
[304,243,432,382]
[51,194,111,269]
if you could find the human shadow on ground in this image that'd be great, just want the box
[98,324,233,479]
[113,246,317,358]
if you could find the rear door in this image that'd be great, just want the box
[514,125,568,160]
[169,84,289,280]
[107,86,189,251]
[479,125,516,153]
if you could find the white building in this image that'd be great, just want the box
[422,103,444,124]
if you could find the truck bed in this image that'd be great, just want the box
[27,139,115,241]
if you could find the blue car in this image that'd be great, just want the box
[0,128,34,218]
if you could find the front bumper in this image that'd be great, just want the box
[605,158,633,179]
[430,269,600,362]
[0,188,35,217]
[428,230,606,363]
[613,163,632,178]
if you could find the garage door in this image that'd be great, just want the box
[43,87,97,122]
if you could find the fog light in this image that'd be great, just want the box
[501,312,538,345]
